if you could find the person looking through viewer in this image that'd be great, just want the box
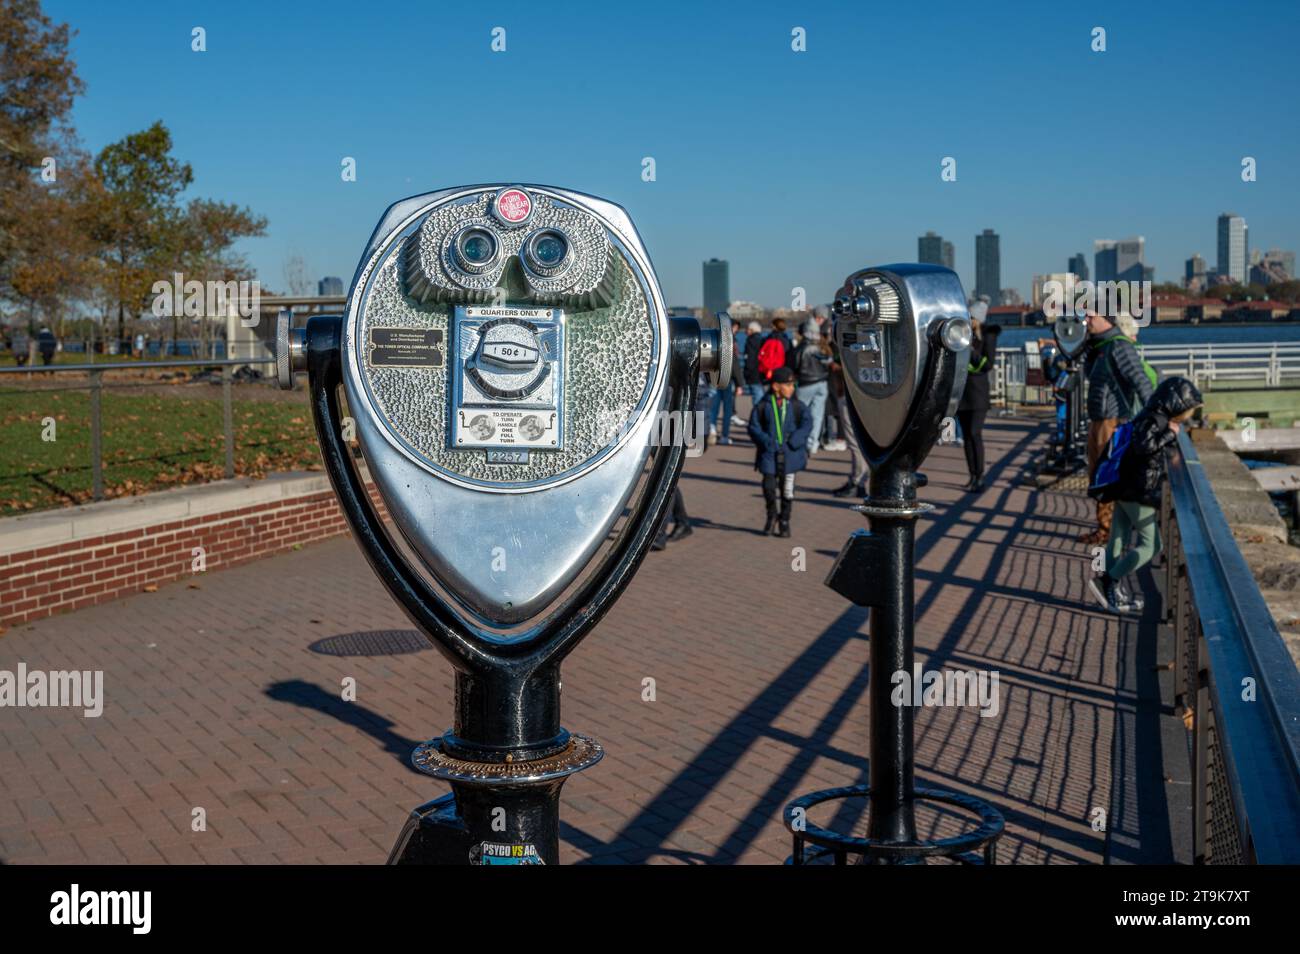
[1080,309,1153,545]
[956,320,1002,493]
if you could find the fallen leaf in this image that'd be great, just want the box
[142,584,159,593]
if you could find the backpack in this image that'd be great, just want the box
[1088,420,1134,502]
[756,335,786,381]
[1107,336,1159,389]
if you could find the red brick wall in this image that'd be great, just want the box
[1,485,387,628]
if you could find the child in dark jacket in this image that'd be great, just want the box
[748,366,813,537]
[1089,376,1202,614]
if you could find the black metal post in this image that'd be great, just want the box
[864,462,918,849]
[89,370,104,502]
[221,363,235,479]
[795,298,1005,864]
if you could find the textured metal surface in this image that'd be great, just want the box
[402,191,614,306]
[834,265,970,455]
[1205,706,1245,864]
[411,734,603,784]
[330,185,673,629]
[276,310,291,388]
[358,218,653,486]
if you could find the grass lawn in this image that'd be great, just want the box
[0,387,321,516]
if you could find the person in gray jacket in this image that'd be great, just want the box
[1080,312,1154,545]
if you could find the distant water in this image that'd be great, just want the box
[996,323,1300,350]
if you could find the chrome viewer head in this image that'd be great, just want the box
[278,185,719,637]
[831,264,971,467]
[1053,311,1089,361]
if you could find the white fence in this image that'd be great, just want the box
[992,342,1300,406]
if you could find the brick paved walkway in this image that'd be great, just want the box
[0,412,1157,864]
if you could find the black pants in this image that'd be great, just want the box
[761,472,795,521]
[656,487,688,538]
[668,487,688,525]
[957,408,987,480]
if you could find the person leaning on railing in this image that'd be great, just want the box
[1079,310,1153,546]
[1088,377,1203,614]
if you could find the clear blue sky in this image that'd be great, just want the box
[49,0,1300,307]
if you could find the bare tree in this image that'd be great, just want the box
[282,253,313,296]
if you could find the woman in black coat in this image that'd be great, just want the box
[956,322,1001,492]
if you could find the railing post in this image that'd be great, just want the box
[89,369,104,501]
[1193,628,1208,864]
[222,363,235,480]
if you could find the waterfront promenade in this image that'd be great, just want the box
[0,415,1184,864]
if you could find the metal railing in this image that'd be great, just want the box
[992,342,1300,408]
[0,357,275,502]
[1143,343,1300,388]
[1159,432,1300,863]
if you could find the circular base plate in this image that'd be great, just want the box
[412,734,604,784]
[783,785,1005,863]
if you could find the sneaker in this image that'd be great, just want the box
[824,439,848,452]
[1116,578,1144,612]
[1087,573,1133,614]
[731,414,747,428]
[763,514,777,536]
[776,521,791,538]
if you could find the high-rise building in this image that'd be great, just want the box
[918,232,955,271]
[1117,238,1145,283]
[1093,237,1145,284]
[1269,249,1295,280]
[318,276,344,296]
[1185,254,1206,291]
[1094,241,1117,283]
[1250,249,1296,285]
[702,259,729,316]
[918,232,943,265]
[1217,213,1248,283]
[1032,273,1078,310]
[975,229,1000,303]
[1068,253,1089,282]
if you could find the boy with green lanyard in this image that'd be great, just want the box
[747,366,813,537]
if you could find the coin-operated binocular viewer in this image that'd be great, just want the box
[1043,312,1089,474]
[278,185,730,864]
[783,264,1005,864]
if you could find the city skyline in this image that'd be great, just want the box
[49,0,1300,309]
